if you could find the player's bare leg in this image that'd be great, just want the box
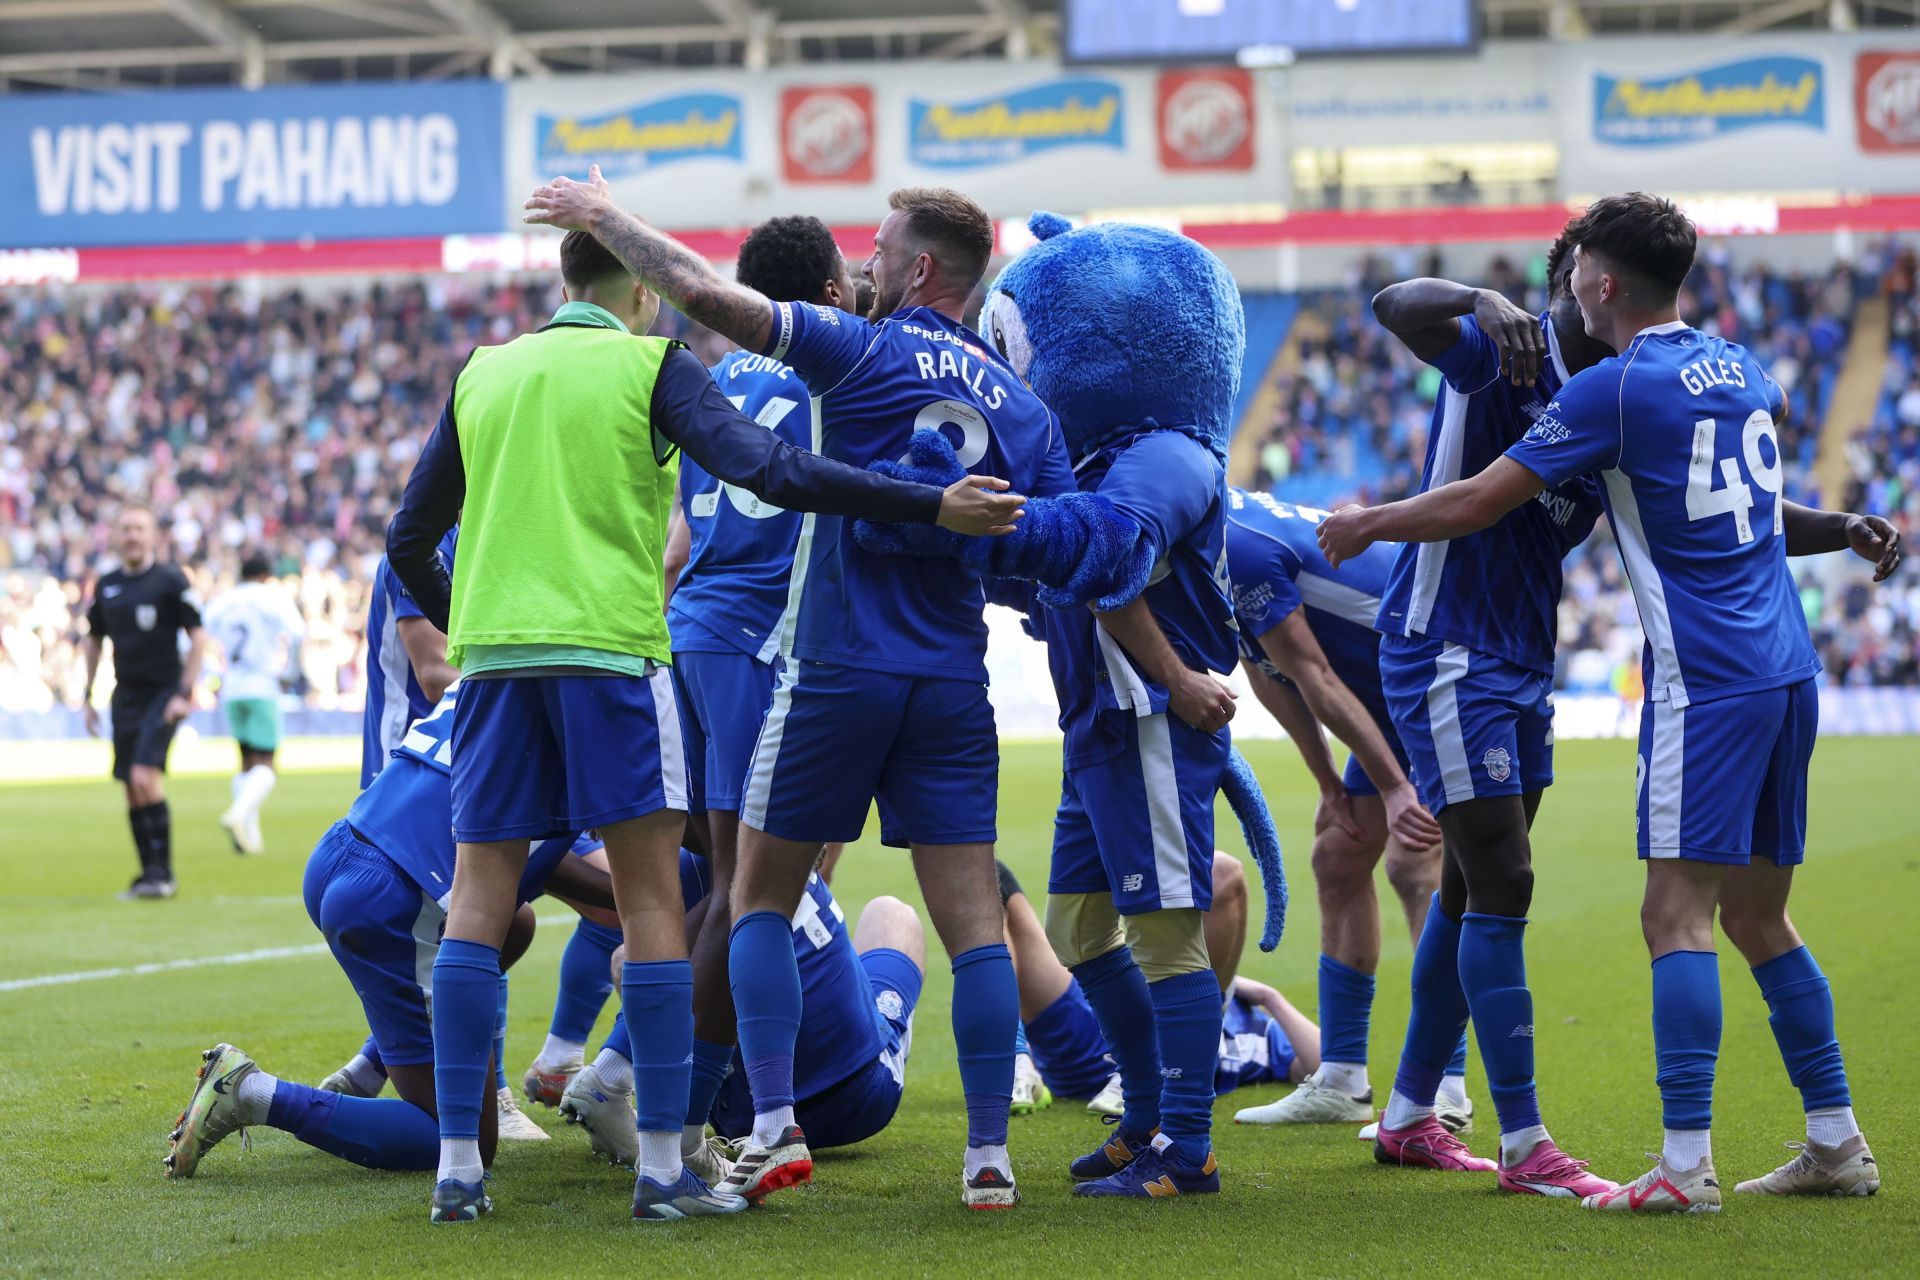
[1202,852,1249,994]
[1718,861,1877,1198]
[913,841,1021,1208]
[852,895,928,968]
[719,824,823,1202]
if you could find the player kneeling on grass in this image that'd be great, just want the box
[1000,855,1320,1123]
[163,682,618,1183]
[560,853,925,1178]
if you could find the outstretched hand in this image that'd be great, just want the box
[937,475,1025,537]
[524,162,617,232]
[1846,514,1903,582]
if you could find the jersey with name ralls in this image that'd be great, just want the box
[764,301,1076,682]
[1506,322,1819,707]
[667,351,812,662]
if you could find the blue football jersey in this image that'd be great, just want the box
[361,526,458,787]
[1225,487,1395,700]
[763,301,1076,681]
[1213,994,1295,1092]
[346,683,575,907]
[783,873,882,1102]
[667,352,814,661]
[1375,315,1603,673]
[1507,322,1819,707]
[1021,431,1237,768]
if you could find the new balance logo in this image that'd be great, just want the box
[1122,874,1143,893]
[1144,1176,1179,1197]
[1160,1066,1184,1079]
[1509,1024,1534,1038]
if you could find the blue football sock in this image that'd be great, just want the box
[729,911,801,1114]
[430,938,501,1141]
[1318,953,1375,1068]
[1013,1018,1030,1059]
[1392,895,1469,1108]
[1149,969,1223,1167]
[550,919,621,1043]
[601,1010,631,1062]
[1458,912,1542,1136]
[493,974,510,1092]
[1070,945,1162,1134]
[1753,945,1852,1111]
[359,1036,382,1073]
[686,1039,734,1131]
[622,959,694,1135]
[1652,950,1721,1132]
[267,1080,438,1170]
[952,943,1018,1148]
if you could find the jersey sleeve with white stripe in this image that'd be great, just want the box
[764,300,1077,681]
[1506,324,1818,707]
[1224,487,1393,699]
[666,353,812,662]
[1375,313,1605,674]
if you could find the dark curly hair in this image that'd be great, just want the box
[735,215,845,304]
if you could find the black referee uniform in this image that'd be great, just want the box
[86,562,201,886]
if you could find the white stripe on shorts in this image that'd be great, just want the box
[649,665,691,811]
[1645,699,1686,857]
[1137,714,1196,910]
[1425,643,1476,803]
[740,662,798,829]
[411,892,443,1016]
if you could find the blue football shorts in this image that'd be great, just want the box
[1380,634,1554,814]
[1637,678,1815,866]
[302,820,442,1067]
[450,669,689,843]
[673,648,778,815]
[741,657,997,848]
[1026,980,1115,1100]
[1340,678,1417,799]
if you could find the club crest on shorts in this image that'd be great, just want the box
[1482,747,1512,783]
[875,989,905,1021]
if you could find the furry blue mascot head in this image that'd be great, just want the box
[980,212,1246,464]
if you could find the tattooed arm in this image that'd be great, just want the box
[525,162,774,352]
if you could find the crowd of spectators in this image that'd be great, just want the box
[2,245,1915,720]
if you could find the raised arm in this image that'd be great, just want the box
[524,164,774,352]
[1372,277,1542,383]
[1783,502,1903,581]
[1318,456,1545,568]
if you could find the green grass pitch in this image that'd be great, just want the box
[1,737,1912,1277]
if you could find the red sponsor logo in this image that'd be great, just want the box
[1157,69,1254,171]
[1857,52,1920,152]
[781,85,874,183]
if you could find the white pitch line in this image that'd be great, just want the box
[0,914,579,994]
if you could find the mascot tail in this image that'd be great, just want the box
[1221,748,1286,952]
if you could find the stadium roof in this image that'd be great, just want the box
[0,0,1912,93]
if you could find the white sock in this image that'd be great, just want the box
[340,1053,386,1095]
[1663,1128,1712,1171]
[439,1137,484,1186]
[1501,1124,1551,1166]
[1316,1061,1369,1098]
[637,1130,683,1183]
[590,1047,632,1092]
[228,773,243,806]
[233,764,276,822]
[682,1123,708,1158]
[1381,1088,1433,1131]
[1438,1073,1470,1110]
[751,1105,796,1148]
[536,1035,585,1071]
[1014,1051,1037,1077]
[1807,1105,1862,1148]
[964,1142,1011,1180]
[235,1070,278,1125]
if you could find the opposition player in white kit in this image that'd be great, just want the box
[204,553,305,854]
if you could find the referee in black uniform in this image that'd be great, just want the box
[81,506,208,900]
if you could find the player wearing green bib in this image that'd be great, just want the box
[387,230,1025,1225]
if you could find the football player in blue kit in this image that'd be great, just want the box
[1325,194,1897,1212]
[1318,235,1622,1199]
[528,173,1065,1208]
[561,855,926,1174]
[1218,488,1465,1129]
[163,683,618,1181]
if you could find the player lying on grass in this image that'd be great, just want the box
[1000,855,1320,1125]
[1320,192,1900,1214]
[558,853,925,1175]
[1218,487,1468,1130]
[163,682,618,1181]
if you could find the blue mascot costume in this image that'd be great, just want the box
[860,213,1285,1198]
